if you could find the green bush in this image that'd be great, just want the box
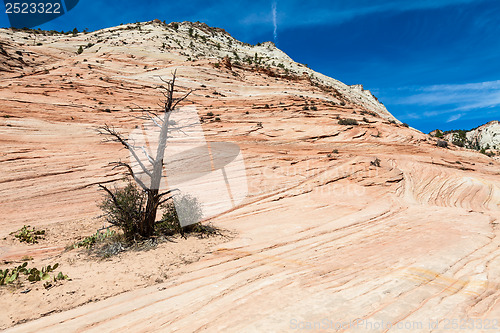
[437,140,448,148]
[99,181,146,239]
[338,118,358,126]
[77,46,83,54]
[157,194,203,236]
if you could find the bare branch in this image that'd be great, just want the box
[157,188,179,199]
[140,146,155,164]
[109,161,149,190]
[171,90,193,110]
[157,195,176,207]
[144,112,162,128]
[97,124,153,178]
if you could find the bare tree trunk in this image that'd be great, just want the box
[142,189,157,237]
[97,71,192,239]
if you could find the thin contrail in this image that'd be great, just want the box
[272,1,278,45]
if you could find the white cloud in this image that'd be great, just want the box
[392,80,500,112]
[272,1,278,44]
[447,113,463,122]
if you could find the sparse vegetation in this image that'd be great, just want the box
[12,225,45,244]
[72,229,117,249]
[338,118,359,126]
[437,140,448,148]
[451,130,467,147]
[371,158,381,167]
[77,46,83,54]
[0,262,69,289]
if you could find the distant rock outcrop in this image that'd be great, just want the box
[431,120,500,155]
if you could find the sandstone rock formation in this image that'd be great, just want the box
[433,120,500,152]
[1,21,500,332]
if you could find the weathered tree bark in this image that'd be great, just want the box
[98,71,192,238]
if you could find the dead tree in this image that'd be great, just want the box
[97,71,192,238]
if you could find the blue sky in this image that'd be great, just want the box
[1,0,499,133]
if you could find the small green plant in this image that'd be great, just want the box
[27,264,58,282]
[0,262,69,287]
[12,225,45,244]
[332,149,339,154]
[73,229,117,249]
[77,45,83,54]
[207,111,214,117]
[215,117,221,122]
[0,262,27,285]
[338,118,358,126]
[310,106,318,111]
